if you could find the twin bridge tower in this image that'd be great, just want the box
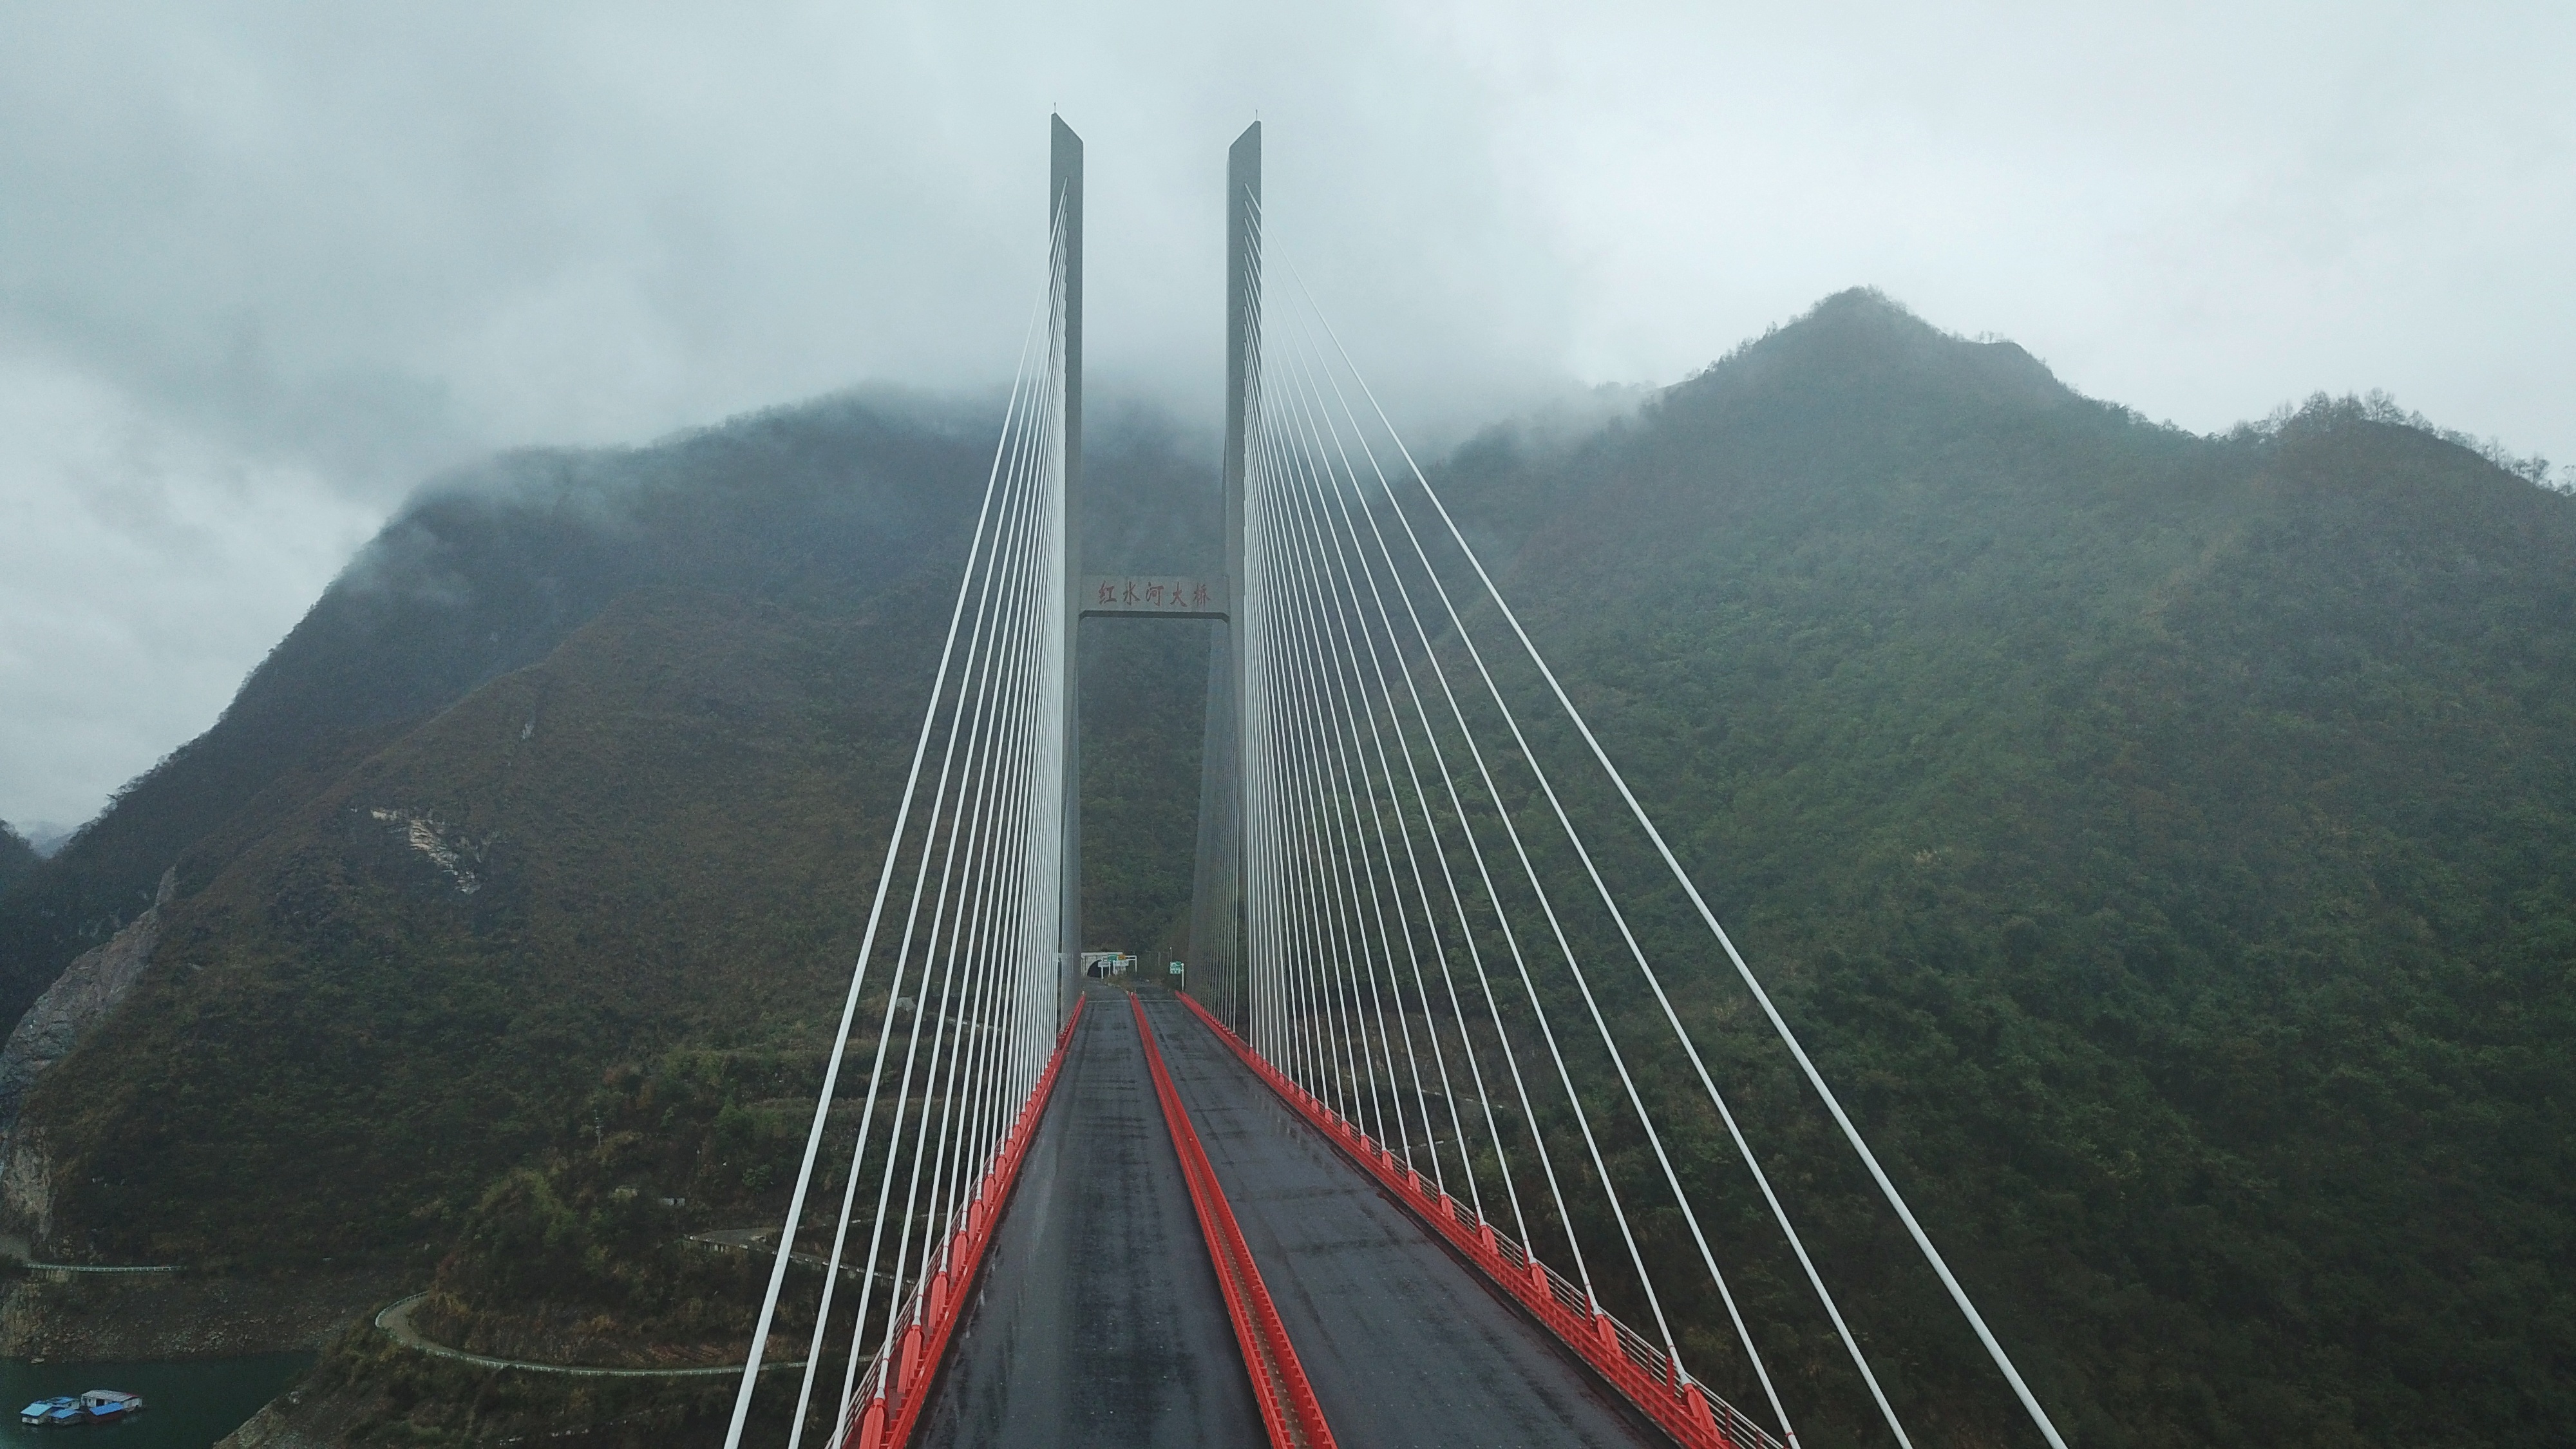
[1050,115,1259,1023]
[725,117,2077,1449]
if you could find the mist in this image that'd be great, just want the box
[4,0,2569,826]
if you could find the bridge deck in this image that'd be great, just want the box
[914,985,1265,1448]
[1141,994,1665,1449]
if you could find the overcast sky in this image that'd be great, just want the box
[3,0,2569,833]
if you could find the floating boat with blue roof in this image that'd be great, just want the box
[17,1388,144,1426]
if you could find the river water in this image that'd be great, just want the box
[0,1355,308,1448]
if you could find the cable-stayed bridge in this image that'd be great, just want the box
[720,118,2074,1449]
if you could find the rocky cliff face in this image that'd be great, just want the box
[0,866,173,1252]
[0,1128,52,1254]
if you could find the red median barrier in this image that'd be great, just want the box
[1133,994,1338,1449]
[846,996,1086,1449]
[1173,991,1784,1449]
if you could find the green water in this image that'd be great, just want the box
[0,1355,308,1448]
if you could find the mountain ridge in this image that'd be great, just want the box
[0,390,1003,1036]
[4,290,2570,1447]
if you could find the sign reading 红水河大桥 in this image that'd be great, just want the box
[1080,576,1228,617]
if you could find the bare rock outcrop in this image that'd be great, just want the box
[0,1126,52,1249]
[0,866,174,1252]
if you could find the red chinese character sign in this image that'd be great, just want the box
[1078,575,1229,618]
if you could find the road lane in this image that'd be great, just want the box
[1142,995,1667,1449]
[915,986,1265,1448]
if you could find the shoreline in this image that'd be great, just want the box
[0,1266,398,1363]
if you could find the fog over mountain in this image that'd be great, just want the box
[0,290,2565,1447]
[3,1,2570,831]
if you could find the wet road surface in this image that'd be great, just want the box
[921,988,1667,1448]
[1141,995,1665,1449]
[915,986,1265,1448]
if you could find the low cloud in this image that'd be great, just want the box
[3,0,2568,826]
[0,350,378,825]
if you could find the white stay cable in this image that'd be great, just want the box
[1283,317,1744,1388]
[1274,406,1416,1153]
[1255,414,1376,1129]
[1267,348,1457,1171]
[1265,427,1411,1151]
[1277,416,1475,1195]
[1258,361,1542,1249]
[1249,242,1356,1120]
[1242,419,1293,1075]
[1271,337,1502,1215]
[1285,290,1805,1428]
[833,334,1056,1449]
[790,354,1056,1449]
[802,357,1055,1449]
[914,484,1043,1289]
[1267,376,1514,1222]
[1286,475,1482,1204]
[872,301,1063,1374]
[951,422,1059,1197]
[730,218,1057,1449]
[1259,320,1603,1313]
[961,509,1048,1211]
[1302,270,2058,1449]
[930,435,1056,1263]
[1269,305,1674,1363]
[827,296,1063,1434]
[1255,406,1359,1116]
[1256,241,1560,1278]
[1014,314,1068,1104]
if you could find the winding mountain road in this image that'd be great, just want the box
[374,1293,809,1379]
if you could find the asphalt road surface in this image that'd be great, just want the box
[919,988,1667,1448]
[1142,994,1666,1449]
[914,986,1265,1448]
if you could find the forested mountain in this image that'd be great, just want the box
[0,386,1217,1243]
[3,291,2568,1448]
[0,394,985,1034]
[1421,294,2573,1448]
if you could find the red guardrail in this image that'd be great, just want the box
[1173,991,1785,1449]
[842,996,1086,1449]
[1132,995,1338,1449]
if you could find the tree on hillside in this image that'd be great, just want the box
[0,822,41,896]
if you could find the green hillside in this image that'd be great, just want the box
[1416,292,2573,1448]
[0,393,1004,1034]
[1,386,1218,1257]
[31,589,922,1256]
[5,292,2569,1447]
